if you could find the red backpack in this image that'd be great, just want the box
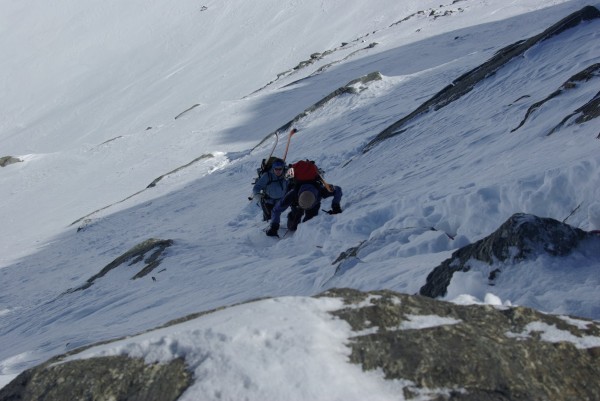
[291,160,319,181]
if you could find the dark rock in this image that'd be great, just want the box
[174,103,201,120]
[147,153,213,188]
[0,355,191,401]
[252,72,383,151]
[3,289,599,401]
[65,238,174,293]
[512,63,600,133]
[322,288,600,401]
[573,89,600,123]
[71,153,213,227]
[364,6,600,152]
[420,213,597,298]
[547,89,600,135]
[0,156,23,167]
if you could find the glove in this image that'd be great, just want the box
[249,193,263,205]
[328,204,342,215]
[266,223,279,237]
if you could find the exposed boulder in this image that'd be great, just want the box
[419,213,598,298]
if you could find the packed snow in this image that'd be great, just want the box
[1,0,599,398]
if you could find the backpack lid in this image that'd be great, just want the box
[292,160,319,181]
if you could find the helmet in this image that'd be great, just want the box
[298,190,316,210]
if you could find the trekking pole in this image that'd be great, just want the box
[282,128,297,162]
[267,131,280,160]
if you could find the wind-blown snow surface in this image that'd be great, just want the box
[1,0,599,395]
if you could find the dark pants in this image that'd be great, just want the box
[260,198,275,221]
[287,203,320,231]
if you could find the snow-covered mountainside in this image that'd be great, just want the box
[1,0,599,395]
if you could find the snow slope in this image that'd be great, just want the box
[1,0,599,396]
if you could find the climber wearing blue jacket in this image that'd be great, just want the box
[250,160,288,221]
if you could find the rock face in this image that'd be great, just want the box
[65,238,174,293]
[363,5,600,152]
[0,355,191,401]
[0,156,22,167]
[252,71,383,151]
[513,63,600,134]
[2,289,598,401]
[324,288,600,401]
[419,213,598,298]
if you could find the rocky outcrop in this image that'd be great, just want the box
[253,72,383,151]
[2,288,599,401]
[71,153,214,226]
[363,6,600,152]
[65,238,174,293]
[174,103,201,120]
[323,288,600,401]
[0,355,190,401]
[419,213,598,298]
[512,63,600,133]
[249,1,466,97]
[0,156,22,167]
[146,153,213,188]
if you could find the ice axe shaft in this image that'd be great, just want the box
[282,127,297,162]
